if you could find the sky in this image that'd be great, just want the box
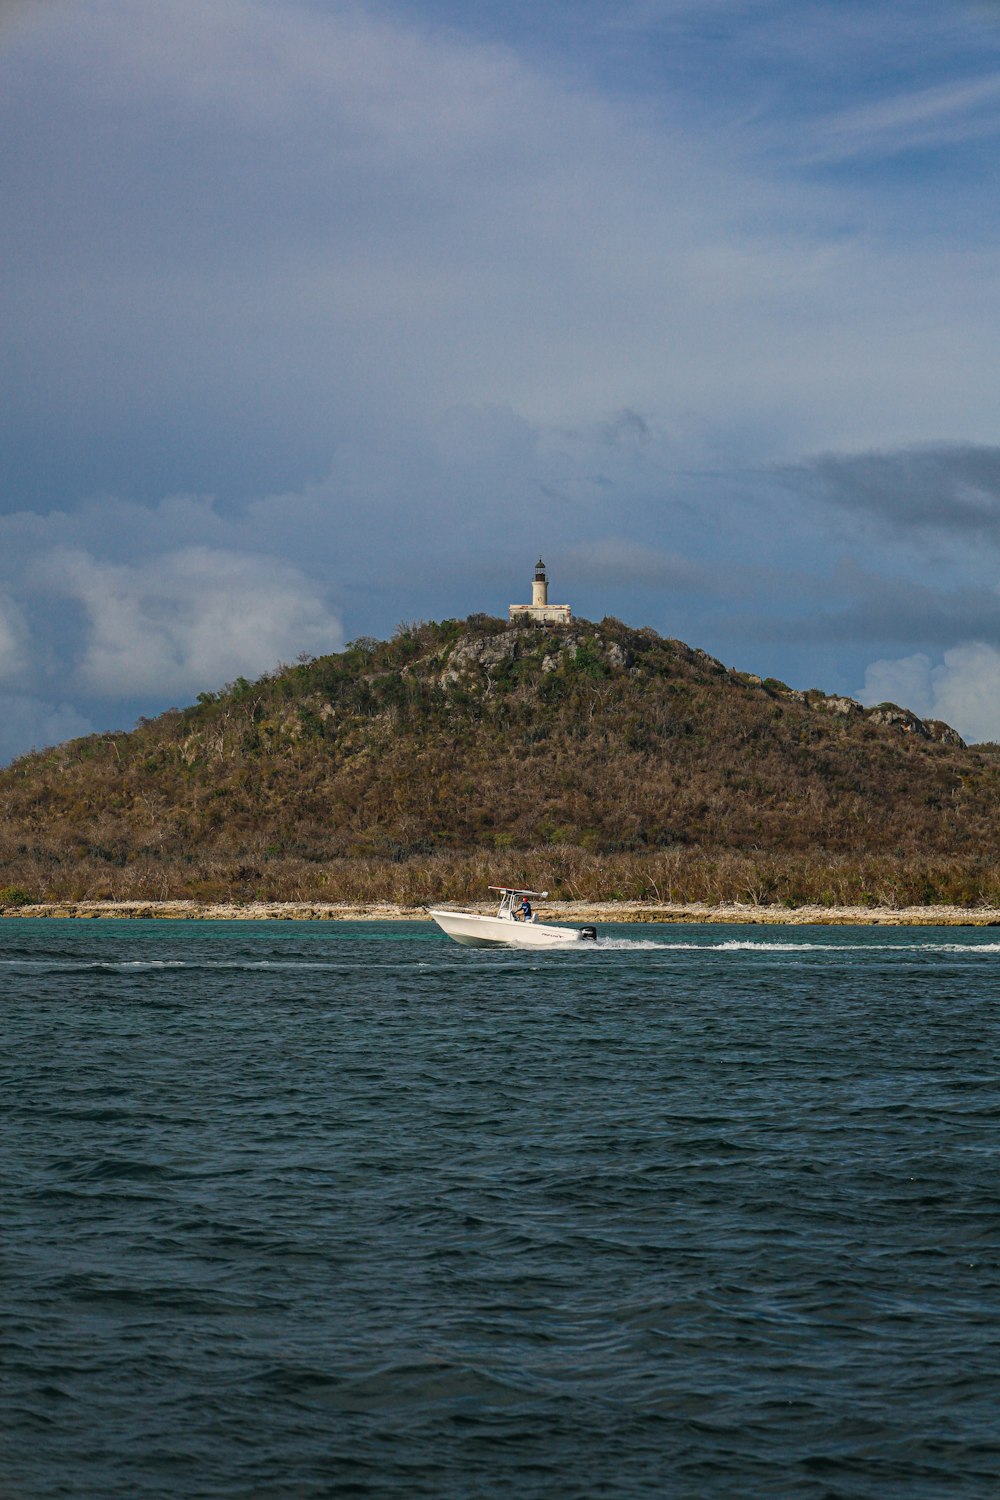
[5,0,1000,755]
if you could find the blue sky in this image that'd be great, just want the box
[5,0,1000,754]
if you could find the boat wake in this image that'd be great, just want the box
[595,937,1000,954]
[589,937,679,951]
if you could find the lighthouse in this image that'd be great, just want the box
[509,559,572,626]
[532,558,548,608]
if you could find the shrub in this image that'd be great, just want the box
[0,886,34,906]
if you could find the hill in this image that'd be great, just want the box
[2,615,1000,907]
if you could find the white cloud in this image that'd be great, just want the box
[40,546,343,698]
[10,0,1000,467]
[0,592,29,682]
[0,694,93,763]
[861,640,1000,742]
[807,72,1000,161]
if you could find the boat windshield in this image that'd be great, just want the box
[492,887,545,921]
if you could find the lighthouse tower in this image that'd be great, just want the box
[509,559,571,626]
[532,558,548,608]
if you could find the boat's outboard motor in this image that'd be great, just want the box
[579,926,597,943]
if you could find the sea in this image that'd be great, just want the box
[4,918,1000,1499]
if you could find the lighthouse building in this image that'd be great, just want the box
[509,560,571,626]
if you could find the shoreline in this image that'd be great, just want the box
[2,899,1000,925]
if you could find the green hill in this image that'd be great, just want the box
[2,614,999,907]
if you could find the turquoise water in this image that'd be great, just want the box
[4,919,1000,1497]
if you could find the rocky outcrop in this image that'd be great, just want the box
[924,718,966,748]
[865,702,932,738]
[439,628,632,686]
[860,703,963,745]
[664,639,724,674]
[824,695,863,717]
[439,632,518,685]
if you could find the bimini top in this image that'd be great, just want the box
[488,886,549,898]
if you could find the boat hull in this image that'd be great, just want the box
[428,908,591,948]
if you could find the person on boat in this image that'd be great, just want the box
[518,895,532,922]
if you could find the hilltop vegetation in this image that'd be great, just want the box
[2,615,1000,906]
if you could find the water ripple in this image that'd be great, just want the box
[3,918,1000,1497]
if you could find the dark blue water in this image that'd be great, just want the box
[4,919,1000,1498]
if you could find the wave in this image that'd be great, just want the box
[3,939,1000,971]
[0,958,387,973]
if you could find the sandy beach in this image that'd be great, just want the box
[3,899,1000,925]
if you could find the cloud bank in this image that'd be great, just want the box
[788,445,1000,540]
[39,547,343,699]
[862,643,1000,743]
[4,1,1000,752]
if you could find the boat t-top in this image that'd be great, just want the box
[427,887,597,949]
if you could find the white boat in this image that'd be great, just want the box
[427,887,597,949]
